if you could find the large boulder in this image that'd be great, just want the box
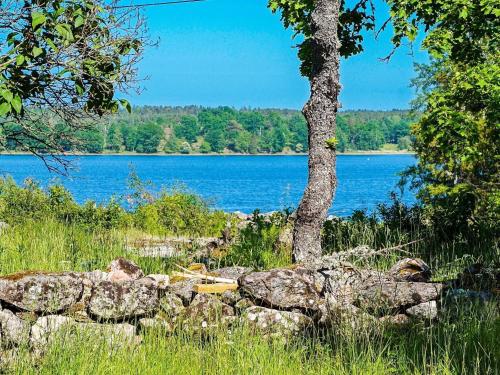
[0,272,83,313]
[239,268,322,311]
[88,278,159,320]
[389,258,432,282]
[354,278,444,313]
[0,309,31,346]
[242,306,313,337]
[180,293,234,332]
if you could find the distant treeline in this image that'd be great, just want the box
[3,106,416,154]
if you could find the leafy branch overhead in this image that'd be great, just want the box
[0,0,145,169]
[268,0,376,77]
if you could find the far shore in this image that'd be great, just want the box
[0,150,415,157]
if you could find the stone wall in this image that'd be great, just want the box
[0,257,496,354]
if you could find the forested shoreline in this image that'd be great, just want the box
[1,107,416,155]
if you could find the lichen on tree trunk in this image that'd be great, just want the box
[293,0,341,263]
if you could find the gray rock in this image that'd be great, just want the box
[0,221,9,233]
[168,279,198,305]
[235,298,255,312]
[159,293,185,319]
[180,293,234,332]
[406,301,438,320]
[0,309,31,346]
[220,290,241,306]
[146,274,170,290]
[88,278,159,320]
[379,314,411,326]
[319,293,376,329]
[389,258,431,282]
[30,315,75,348]
[212,266,253,280]
[139,317,173,332]
[81,270,110,283]
[355,279,444,312]
[107,258,144,282]
[240,268,322,311]
[242,306,312,337]
[274,226,293,250]
[0,272,83,313]
[30,315,137,349]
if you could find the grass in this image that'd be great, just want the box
[0,218,498,374]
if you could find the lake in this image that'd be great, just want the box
[0,154,416,216]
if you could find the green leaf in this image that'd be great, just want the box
[16,55,25,66]
[119,99,132,113]
[74,16,85,28]
[325,137,338,150]
[32,47,44,57]
[45,38,59,52]
[0,89,13,103]
[0,102,11,116]
[31,12,47,30]
[11,95,22,114]
[55,24,74,41]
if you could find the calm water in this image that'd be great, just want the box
[0,155,416,216]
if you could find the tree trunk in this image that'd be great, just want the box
[292,0,341,263]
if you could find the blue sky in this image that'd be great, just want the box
[126,0,427,110]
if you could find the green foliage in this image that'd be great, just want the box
[134,188,228,237]
[221,210,292,269]
[135,122,163,153]
[268,0,376,77]
[0,1,141,119]
[390,0,500,232]
[0,177,227,237]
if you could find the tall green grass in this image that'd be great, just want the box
[5,303,498,374]
[0,218,498,374]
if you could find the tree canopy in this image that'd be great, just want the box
[390,0,500,231]
[0,0,144,170]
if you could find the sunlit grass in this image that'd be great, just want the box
[0,219,498,374]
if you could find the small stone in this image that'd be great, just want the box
[235,298,255,312]
[211,266,253,280]
[180,294,234,332]
[379,314,410,326]
[30,315,75,348]
[159,293,185,319]
[107,258,144,282]
[30,316,137,350]
[0,221,10,233]
[168,279,198,305]
[0,309,31,346]
[139,317,173,332]
[241,306,312,337]
[319,296,376,329]
[406,301,438,320]
[389,258,432,282]
[220,290,241,306]
[146,274,170,290]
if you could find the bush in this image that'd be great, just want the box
[0,177,229,237]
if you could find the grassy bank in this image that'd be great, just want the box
[0,180,497,374]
